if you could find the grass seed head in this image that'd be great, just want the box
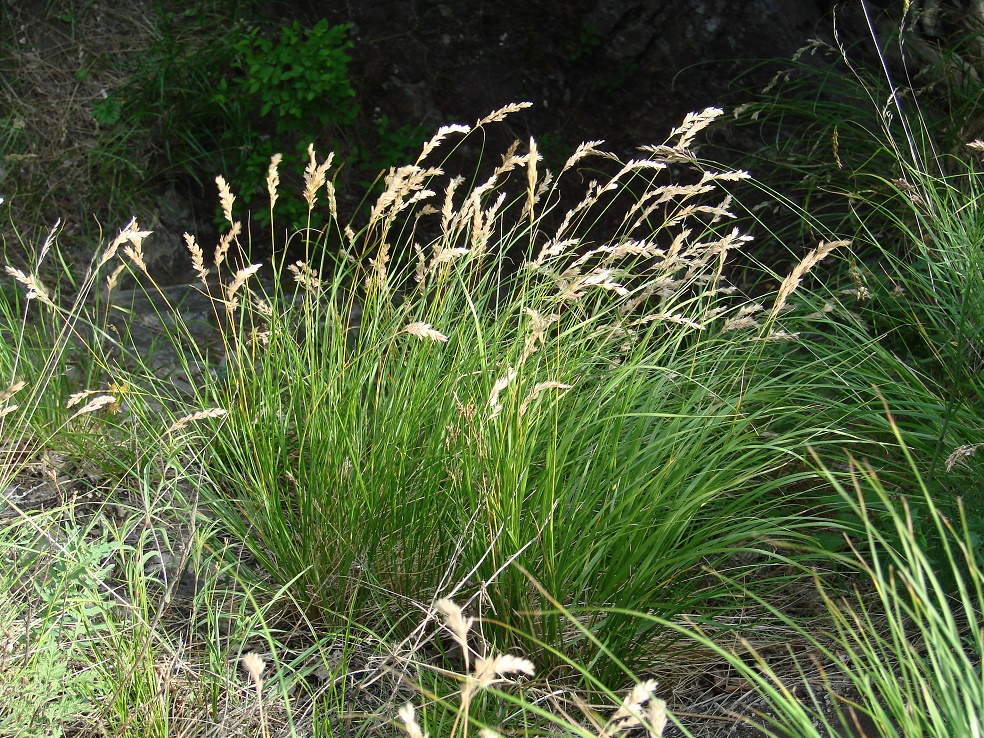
[4,267,53,307]
[288,261,321,293]
[226,264,262,305]
[0,381,26,407]
[488,369,517,417]
[183,233,209,284]
[475,101,532,127]
[266,153,282,209]
[105,262,126,293]
[214,221,242,270]
[471,654,535,689]
[945,444,980,472]
[398,702,428,738]
[771,239,849,319]
[303,144,334,210]
[69,394,117,419]
[167,408,228,435]
[95,218,151,268]
[645,699,667,738]
[402,322,449,342]
[435,598,473,654]
[608,680,664,736]
[216,175,236,225]
[418,123,471,163]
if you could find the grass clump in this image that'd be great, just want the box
[1,6,983,724]
[720,2,984,570]
[177,105,901,681]
[661,435,984,738]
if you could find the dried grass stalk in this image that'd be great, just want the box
[183,233,210,284]
[401,322,449,342]
[771,240,850,319]
[303,144,334,211]
[4,267,53,306]
[216,175,236,225]
[167,408,228,435]
[69,394,117,419]
[266,153,283,209]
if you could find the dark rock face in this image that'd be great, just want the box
[301,0,842,151]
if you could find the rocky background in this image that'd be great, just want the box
[0,0,961,277]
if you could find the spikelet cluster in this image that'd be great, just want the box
[398,599,667,738]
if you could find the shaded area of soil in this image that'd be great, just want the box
[307,0,844,156]
[0,0,903,274]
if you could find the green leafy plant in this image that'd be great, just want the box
[212,18,357,229]
[224,19,356,127]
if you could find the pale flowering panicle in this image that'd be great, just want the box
[440,175,466,234]
[612,680,659,724]
[487,368,517,418]
[401,322,448,342]
[418,123,471,163]
[4,267,53,306]
[241,652,266,683]
[945,444,980,472]
[266,153,282,208]
[519,381,573,416]
[435,598,473,655]
[214,221,242,269]
[561,139,608,174]
[69,394,117,420]
[398,703,428,738]
[0,381,26,404]
[166,408,228,435]
[105,262,127,293]
[771,240,849,319]
[288,261,321,293]
[98,217,146,267]
[303,144,334,209]
[475,101,532,127]
[606,680,667,737]
[413,242,427,285]
[184,233,209,283]
[645,698,668,738]
[225,263,262,313]
[123,242,148,275]
[523,136,540,221]
[0,380,26,416]
[471,654,535,689]
[216,175,236,225]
